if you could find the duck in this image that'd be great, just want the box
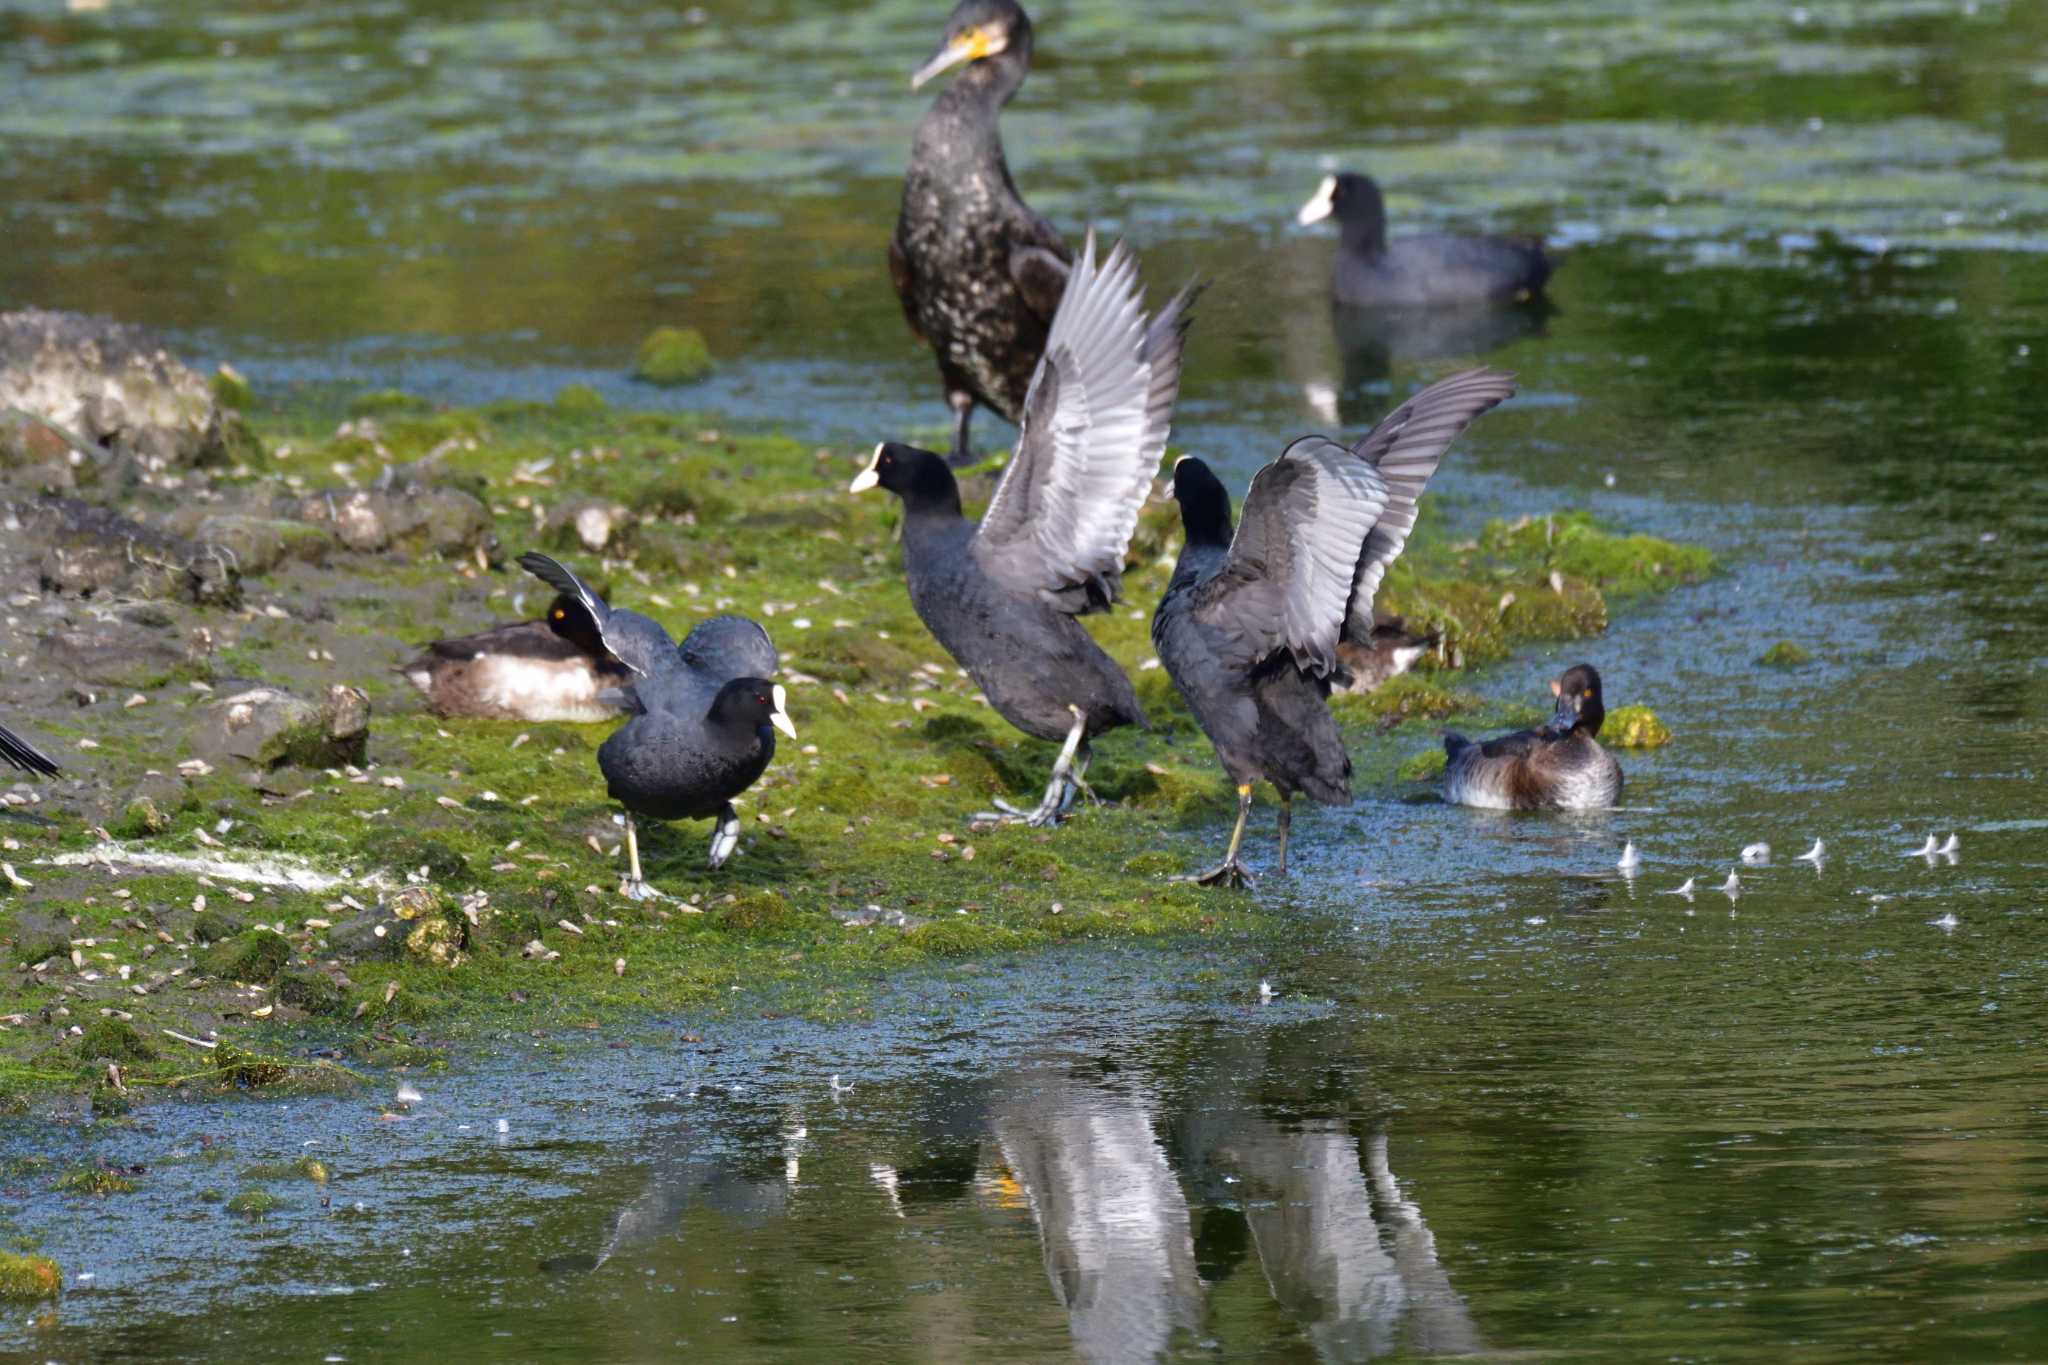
[891,0,1071,465]
[400,593,632,722]
[1154,367,1517,886]
[1442,663,1622,810]
[1332,613,1437,695]
[855,231,1195,825]
[517,553,794,898]
[1297,172,1551,309]
[0,720,60,777]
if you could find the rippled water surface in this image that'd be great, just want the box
[5,0,2047,1359]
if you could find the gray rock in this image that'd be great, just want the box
[10,497,239,606]
[36,615,211,690]
[190,514,336,575]
[9,911,74,967]
[0,309,231,470]
[325,910,405,962]
[544,497,630,552]
[191,683,370,770]
[285,486,495,558]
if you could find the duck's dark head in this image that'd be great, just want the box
[709,679,798,745]
[1297,172,1388,254]
[1544,663,1607,738]
[912,0,1033,92]
[1170,455,1234,549]
[850,441,963,518]
[544,594,605,657]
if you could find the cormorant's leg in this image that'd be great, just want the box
[945,391,977,467]
[707,803,742,869]
[619,812,661,901]
[1276,794,1292,877]
[983,706,1085,827]
[1177,785,1256,889]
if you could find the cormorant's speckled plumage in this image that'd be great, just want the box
[1443,663,1623,810]
[891,0,1071,463]
[1154,368,1517,885]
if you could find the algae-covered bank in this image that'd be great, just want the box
[0,380,1707,1105]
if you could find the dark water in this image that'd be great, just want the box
[6,0,2048,1358]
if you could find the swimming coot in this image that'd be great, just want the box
[400,594,632,722]
[1154,368,1517,886]
[892,0,1071,464]
[856,232,1195,825]
[1298,172,1551,309]
[517,553,794,897]
[0,720,59,777]
[1442,662,1622,810]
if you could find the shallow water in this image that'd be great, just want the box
[5,0,2048,1359]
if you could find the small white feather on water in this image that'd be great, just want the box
[1617,842,1640,872]
[395,1081,422,1107]
[1719,870,1741,896]
[1938,833,1960,855]
[1741,842,1770,865]
[1796,839,1825,863]
[1909,835,1939,856]
[1929,912,1959,932]
[1664,877,1695,899]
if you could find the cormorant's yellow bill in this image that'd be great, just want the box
[911,24,1006,90]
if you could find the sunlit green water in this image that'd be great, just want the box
[5,0,2048,1359]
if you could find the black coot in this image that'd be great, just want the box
[891,0,1071,464]
[1298,172,1551,308]
[855,232,1196,825]
[517,553,794,898]
[1153,368,1517,886]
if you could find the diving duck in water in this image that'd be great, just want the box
[891,0,1071,465]
[1298,172,1551,309]
[0,720,60,777]
[401,593,632,722]
[1442,663,1622,811]
[1154,368,1517,886]
[517,553,794,898]
[856,232,1195,826]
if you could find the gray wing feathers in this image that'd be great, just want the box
[1195,444,1390,675]
[1344,367,1517,640]
[516,551,675,679]
[975,231,1195,609]
[680,615,778,683]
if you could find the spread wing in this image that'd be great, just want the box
[1344,367,1517,640]
[0,720,60,776]
[515,552,675,679]
[679,614,778,685]
[973,230,1197,612]
[1190,441,1390,676]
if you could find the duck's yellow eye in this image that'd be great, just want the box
[1583,688,1593,699]
[552,608,566,621]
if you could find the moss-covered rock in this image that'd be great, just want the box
[225,1189,279,1218]
[276,969,348,1017]
[199,929,291,984]
[1606,705,1672,748]
[55,1165,135,1195]
[553,383,608,417]
[634,326,713,385]
[79,1017,158,1064]
[192,907,247,944]
[1757,639,1813,667]
[1398,747,1450,781]
[0,1253,60,1301]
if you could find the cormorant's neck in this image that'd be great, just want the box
[930,45,1030,127]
